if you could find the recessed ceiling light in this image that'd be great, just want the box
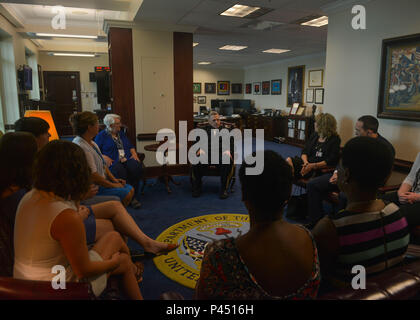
[36,33,98,39]
[193,42,199,47]
[198,62,212,65]
[50,53,96,57]
[262,49,291,54]
[301,16,328,27]
[220,4,260,18]
[219,45,247,51]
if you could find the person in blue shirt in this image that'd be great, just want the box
[95,114,143,208]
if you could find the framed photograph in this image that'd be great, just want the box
[296,106,306,116]
[193,96,197,103]
[253,82,261,95]
[290,103,299,115]
[197,96,206,104]
[377,33,420,121]
[231,83,242,94]
[308,69,323,87]
[315,88,324,104]
[204,82,216,94]
[245,83,252,94]
[193,83,201,94]
[217,81,230,95]
[306,88,314,103]
[287,65,305,106]
[262,81,270,95]
[271,79,282,95]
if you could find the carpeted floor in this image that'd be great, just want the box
[126,139,303,300]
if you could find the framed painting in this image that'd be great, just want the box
[287,65,305,106]
[232,83,242,94]
[245,83,252,94]
[253,82,261,95]
[308,69,323,87]
[306,88,314,103]
[217,81,230,95]
[377,33,420,121]
[193,83,201,94]
[315,88,324,104]
[198,96,206,104]
[271,79,282,95]
[205,82,216,94]
[262,81,270,95]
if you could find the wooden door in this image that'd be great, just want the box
[43,71,82,136]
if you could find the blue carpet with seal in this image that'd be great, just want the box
[126,139,302,300]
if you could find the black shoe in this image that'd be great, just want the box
[219,190,229,200]
[130,198,142,209]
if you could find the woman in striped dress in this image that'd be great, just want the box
[312,136,409,288]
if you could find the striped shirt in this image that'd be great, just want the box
[330,202,409,281]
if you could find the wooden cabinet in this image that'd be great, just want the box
[284,115,314,147]
[246,115,287,141]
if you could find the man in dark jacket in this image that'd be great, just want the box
[306,115,395,228]
[191,112,235,199]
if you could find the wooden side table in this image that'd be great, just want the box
[144,142,180,194]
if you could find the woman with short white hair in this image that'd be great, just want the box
[95,114,143,209]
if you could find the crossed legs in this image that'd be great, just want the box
[92,231,143,300]
[92,201,174,254]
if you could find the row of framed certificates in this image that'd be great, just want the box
[306,88,324,104]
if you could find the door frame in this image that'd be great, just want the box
[43,71,82,112]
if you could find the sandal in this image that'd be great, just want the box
[133,261,144,283]
[132,243,179,260]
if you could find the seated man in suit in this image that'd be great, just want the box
[191,111,235,199]
[306,115,395,228]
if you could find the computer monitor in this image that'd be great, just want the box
[219,102,233,116]
[211,99,224,110]
[199,106,208,115]
[238,99,252,112]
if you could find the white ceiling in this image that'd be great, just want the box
[0,0,338,67]
[136,0,335,68]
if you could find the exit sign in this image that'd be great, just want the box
[95,66,110,72]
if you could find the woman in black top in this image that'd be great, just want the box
[287,113,341,180]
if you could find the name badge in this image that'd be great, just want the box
[119,149,125,159]
[316,151,323,158]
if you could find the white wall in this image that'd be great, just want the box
[325,0,420,161]
[193,67,244,112]
[0,14,39,131]
[38,53,109,113]
[244,53,326,113]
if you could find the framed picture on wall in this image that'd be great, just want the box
[308,69,323,87]
[217,81,230,95]
[253,82,261,95]
[262,81,270,95]
[315,88,324,104]
[271,79,282,95]
[245,83,252,94]
[306,88,314,103]
[193,83,201,94]
[193,96,197,103]
[232,83,242,94]
[287,65,305,106]
[377,33,420,121]
[205,82,216,94]
[198,96,206,104]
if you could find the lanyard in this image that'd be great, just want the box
[91,142,107,167]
